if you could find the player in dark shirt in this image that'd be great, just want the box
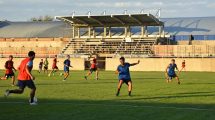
[1,55,17,86]
[115,57,140,96]
[38,59,43,73]
[63,55,72,81]
[165,59,180,84]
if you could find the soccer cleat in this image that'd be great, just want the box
[116,91,120,96]
[178,81,181,85]
[4,90,10,97]
[62,79,66,82]
[30,102,38,105]
[84,76,87,80]
[96,78,99,80]
[128,91,131,96]
[48,74,51,77]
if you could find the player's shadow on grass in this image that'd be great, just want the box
[119,91,215,101]
[1,97,215,111]
[36,81,116,86]
[111,77,163,80]
[184,82,215,85]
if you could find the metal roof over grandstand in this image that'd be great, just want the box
[55,13,164,27]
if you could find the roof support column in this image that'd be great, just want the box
[159,26,162,37]
[125,26,131,37]
[104,26,107,38]
[162,25,165,37]
[128,26,131,37]
[145,26,148,37]
[92,27,95,38]
[125,27,127,37]
[77,27,80,38]
[108,27,111,37]
[72,26,75,38]
[141,25,145,37]
[88,26,91,38]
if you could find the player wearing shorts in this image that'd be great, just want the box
[38,59,43,73]
[49,55,59,76]
[1,55,17,86]
[84,58,98,80]
[165,59,180,84]
[4,51,37,105]
[116,57,140,96]
[63,55,72,81]
[43,58,49,74]
[180,60,186,72]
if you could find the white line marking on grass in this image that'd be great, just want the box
[0,101,214,111]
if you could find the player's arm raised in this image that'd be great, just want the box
[130,60,140,66]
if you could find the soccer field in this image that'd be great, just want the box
[0,71,214,120]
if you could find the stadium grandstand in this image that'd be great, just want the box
[0,13,215,58]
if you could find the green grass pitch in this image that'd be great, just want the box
[0,70,214,120]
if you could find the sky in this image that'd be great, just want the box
[0,0,215,21]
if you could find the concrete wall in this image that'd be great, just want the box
[178,40,215,45]
[106,58,215,72]
[1,57,215,72]
[0,58,85,71]
[152,45,215,57]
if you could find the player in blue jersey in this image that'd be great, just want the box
[115,57,140,96]
[63,55,72,81]
[165,59,180,84]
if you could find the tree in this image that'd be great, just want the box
[30,15,54,21]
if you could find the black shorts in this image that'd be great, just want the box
[5,73,15,79]
[44,66,48,70]
[119,78,132,85]
[168,74,177,80]
[52,66,58,70]
[39,65,42,69]
[17,80,36,89]
[90,68,97,73]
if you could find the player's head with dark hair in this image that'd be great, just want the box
[9,55,13,60]
[171,59,175,64]
[28,51,35,60]
[119,57,125,65]
[55,55,57,58]
[41,59,43,61]
[67,55,70,59]
[93,58,96,63]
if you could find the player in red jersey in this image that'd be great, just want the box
[4,51,37,105]
[84,58,99,80]
[180,60,186,72]
[1,55,17,86]
[48,55,59,76]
